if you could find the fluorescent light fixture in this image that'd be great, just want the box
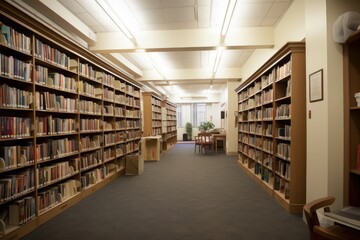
[140,52,167,79]
[95,0,136,44]
[212,47,224,77]
[220,0,237,39]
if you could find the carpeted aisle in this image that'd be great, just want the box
[23,143,309,240]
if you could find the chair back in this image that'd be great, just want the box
[198,132,213,143]
[303,196,335,240]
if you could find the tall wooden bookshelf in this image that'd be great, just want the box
[235,42,306,214]
[343,29,360,207]
[142,92,162,137]
[0,2,141,239]
[162,100,177,150]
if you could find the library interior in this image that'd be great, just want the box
[0,0,360,239]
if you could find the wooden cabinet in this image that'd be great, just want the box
[343,30,360,207]
[142,92,162,137]
[162,100,177,150]
[0,2,141,239]
[235,42,306,213]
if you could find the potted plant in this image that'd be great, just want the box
[185,122,193,141]
[198,121,215,132]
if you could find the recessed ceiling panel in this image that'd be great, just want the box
[125,0,163,10]
[161,0,196,8]
[165,7,196,22]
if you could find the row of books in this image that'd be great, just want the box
[35,65,77,93]
[37,158,79,187]
[116,144,126,157]
[276,104,291,119]
[248,148,261,162]
[35,138,78,162]
[0,84,32,109]
[35,38,72,70]
[79,80,102,98]
[80,99,102,115]
[274,176,290,199]
[0,53,32,81]
[81,168,102,189]
[277,143,291,160]
[38,179,79,214]
[103,148,115,161]
[97,71,115,88]
[278,125,291,139]
[80,118,102,132]
[276,160,291,180]
[35,91,77,112]
[0,116,31,139]
[0,168,35,202]
[7,196,35,226]
[262,107,273,120]
[0,22,31,54]
[103,87,114,101]
[80,135,102,152]
[79,62,97,80]
[80,150,102,170]
[36,116,76,136]
[0,144,34,170]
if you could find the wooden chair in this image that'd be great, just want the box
[303,196,360,240]
[197,132,214,154]
[194,135,202,154]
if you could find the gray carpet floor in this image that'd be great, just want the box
[23,143,309,240]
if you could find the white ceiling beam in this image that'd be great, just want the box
[100,53,143,78]
[38,0,97,44]
[136,67,243,81]
[90,27,274,53]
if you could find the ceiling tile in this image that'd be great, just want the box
[233,2,272,19]
[219,50,241,67]
[198,5,210,21]
[231,18,263,27]
[200,51,210,68]
[58,0,85,13]
[266,2,291,18]
[124,0,162,10]
[160,0,196,8]
[141,22,197,31]
[262,17,279,26]
[234,50,254,67]
[165,7,196,22]
[72,0,103,13]
[134,9,167,24]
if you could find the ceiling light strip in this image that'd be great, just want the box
[212,47,224,77]
[220,0,238,38]
[95,0,136,44]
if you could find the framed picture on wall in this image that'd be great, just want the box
[309,69,323,102]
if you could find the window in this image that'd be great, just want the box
[193,103,206,127]
[176,104,182,127]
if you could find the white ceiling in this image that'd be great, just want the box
[8,0,293,100]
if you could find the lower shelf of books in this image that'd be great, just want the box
[0,169,125,240]
[237,159,302,214]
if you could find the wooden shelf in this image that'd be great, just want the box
[161,100,177,151]
[343,30,360,207]
[0,2,142,239]
[235,41,306,214]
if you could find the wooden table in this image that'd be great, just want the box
[212,133,226,154]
